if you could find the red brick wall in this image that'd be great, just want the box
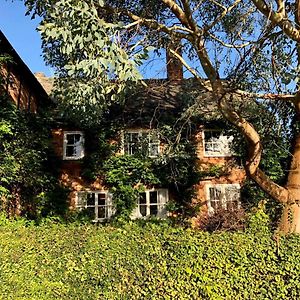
[52,127,246,214]
[51,128,106,208]
[1,65,38,112]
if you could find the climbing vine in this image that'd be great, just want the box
[0,92,66,219]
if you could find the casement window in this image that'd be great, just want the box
[206,183,241,214]
[123,130,160,157]
[76,191,114,221]
[203,130,234,157]
[131,189,168,219]
[63,131,84,160]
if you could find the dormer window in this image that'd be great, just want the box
[203,130,233,157]
[63,131,84,160]
[123,130,160,157]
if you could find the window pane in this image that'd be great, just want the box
[131,133,139,142]
[139,193,146,204]
[87,193,95,206]
[67,134,74,144]
[225,186,240,201]
[139,205,147,217]
[150,205,158,216]
[66,145,75,157]
[77,194,86,206]
[210,200,220,210]
[204,131,233,156]
[209,187,221,201]
[149,133,159,143]
[158,190,167,204]
[149,143,159,156]
[74,134,81,143]
[98,207,106,219]
[98,193,106,206]
[130,143,139,155]
[150,191,158,204]
[86,207,95,218]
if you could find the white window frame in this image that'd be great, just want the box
[131,188,168,219]
[76,191,114,221]
[203,130,234,157]
[122,129,160,158]
[206,183,241,215]
[63,131,85,160]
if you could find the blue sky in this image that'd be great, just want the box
[0,1,174,79]
[0,0,52,76]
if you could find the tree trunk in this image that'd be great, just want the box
[278,203,300,233]
[279,132,300,233]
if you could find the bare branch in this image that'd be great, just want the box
[160,0,192,29]
[234,90,297,101]
[207,32,251,48]
[276,0,285,14]
[101,5,190,40]
[123,20,143,29]
[204,0,242,32]
[169,49,202,80]
[180,0,199,31]
[252,0,300,42]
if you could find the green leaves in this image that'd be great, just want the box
[0,96,59,217]
[103,155,160,218]
[34,0,144,121]
[1,221,300,299]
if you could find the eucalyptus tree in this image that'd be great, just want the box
[25,0,300,233]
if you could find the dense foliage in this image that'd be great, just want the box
[0,217,299,299]
[0,95,66,219]
[78,120,201,220]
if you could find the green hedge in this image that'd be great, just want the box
[0,218,299,299]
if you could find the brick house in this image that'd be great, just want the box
[1,30,246,222]
[48,61,246,223]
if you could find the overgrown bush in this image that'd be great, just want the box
[0,219,299,299]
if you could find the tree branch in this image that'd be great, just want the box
[207,32,251,48]
[101,5,190,41]
[234,90,297,101]
[169,49,201,79]
[180,0,198,31]
[204,0,242,33]
[252,0,300,42]
[160,0,191,29]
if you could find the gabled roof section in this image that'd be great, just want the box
[0,30,53,110]
[117,78,255,126]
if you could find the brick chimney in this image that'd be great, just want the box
[166,40,183,81]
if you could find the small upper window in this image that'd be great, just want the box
[203,130,234,157]
[63,131,84,160]
[206,183,240,214]
[131,189,168,219]
[76,191,114,221]
[123,130,160,157]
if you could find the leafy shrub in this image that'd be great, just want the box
[0,220,299,299]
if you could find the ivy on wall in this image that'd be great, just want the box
[0,93,67,219]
